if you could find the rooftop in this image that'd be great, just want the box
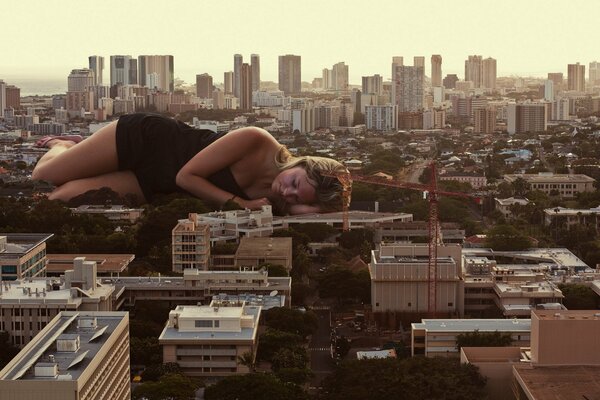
[513,365,600,400]
[236,237,291,259]
[0,311,127,381]
[504,173,595,183]
[46,254,134,275]
[412,318,531,333]
[279,210,412,223]
[0,233,54,256]
[0,277,113,304]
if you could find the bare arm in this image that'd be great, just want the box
[175,127,274,208]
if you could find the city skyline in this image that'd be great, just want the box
[4,0,600,86]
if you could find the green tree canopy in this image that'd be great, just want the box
[204,373,307,400]
[484,224,532,251]
[257,329,304,361]
[321,357,486,400]
[318,266,370,304]
[132,373,202,400]
[558,284,598,309]
[261,307,318,338]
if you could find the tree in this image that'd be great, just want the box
[237,350,256,372]
[318,266,370,304]
[456,330,513,350]
[132,373,202,400]
[130,337,161,365]
[484,224,532,251]
[0,331,20,370]
[141,362,182,381]
[292,223,338,242]
[321,357,486,400]
[271,346,309,371]
[261,307,318,338]
[204,373,307,400]
[558,284,598,309]
[257,329,304,361]
[262,263,288,277]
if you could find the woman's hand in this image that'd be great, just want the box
[236,197,272,210]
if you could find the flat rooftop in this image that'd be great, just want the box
[236,237,291,259]
[0,233,54,256]
[0,278,113,304]
[279,211,412,223]
[46,254,134,274]
[412,318,531,333]
[462,248,588,270]
[505,173,595,183]
[0,311,127,381]
[513,365,600,400]
[533,309,600,320]
[159,304,260,342]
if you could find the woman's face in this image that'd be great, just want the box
[272,167,317,205]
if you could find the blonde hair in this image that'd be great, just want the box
[275,147,351,212]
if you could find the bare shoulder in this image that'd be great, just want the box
[226,126,279,147]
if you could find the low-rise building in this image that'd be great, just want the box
[46,254,134,277]
[159,300,261,377]
[543,206,600,231]
[439,172,487,189]
[235,237,293,272]
[0,311,130,400]
[370,243,463,324]
[411,318,531,357]
[494,197,530,220]
[504,173,595,199]
[0,257,114,347]
[0,234,53,280]
[280,210,413,231]
[376,221,465,244]
[70,204,144,224]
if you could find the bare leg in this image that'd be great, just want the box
[32,121,119,186]
[48,171,146,203]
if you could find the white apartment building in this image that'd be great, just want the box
[504,173,595,199]
[159,300,261,377]
[365,104,398,131]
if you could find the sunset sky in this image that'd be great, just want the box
[5,0,600,84]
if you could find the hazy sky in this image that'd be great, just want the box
[4,0,600,85]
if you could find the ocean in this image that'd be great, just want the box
[3,77,67,97]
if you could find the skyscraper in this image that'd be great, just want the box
[465,55,483,88]
[88,55,104,85]
[240,63,252,110]
[547,73,563,86]
[0,80,6,118]
[128,58,138,85]
[322,68,332,90]
[362,74,383,95]
[110,55,132,86]
[332,62,349,91]
[392,64,424,112]
[196,73,213,98]
[224,71,233,94]
[431,55,442,87]
[233,54,243,98]
[482,57,497,89]
[414,56,425,77]
[67,69,94,92]
[544,80,554,101]
[443,74,459,89]
[507,103,547,134]
[251,54,260,91]
[567,63,585,92]
[589,61,600,85]
[278,54,301,95]
[138,55,174,92]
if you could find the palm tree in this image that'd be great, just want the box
[237,351,255,372]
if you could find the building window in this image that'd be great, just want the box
[407,302,412,307]
[448,302,453,307]
[214,320,220,328]
[195,320,212,328]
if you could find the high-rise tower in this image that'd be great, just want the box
[88,56,104,85]
[278,55,301,95]
[465,55,483,88]
[224,71,233,94]
[240,63,252,110]
[233,54,243,98]
[138,55,174,92]
[482,57,497,89]
[431,55,442,87]
[196,73,213,98]
[110,55,132,86]
[590,61,600,85]
[392,63,424,112]
[251,54,260,91]
[567,63,585,92]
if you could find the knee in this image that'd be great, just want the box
[32,164,61,185]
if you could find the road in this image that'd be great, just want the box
[308,307,334,389]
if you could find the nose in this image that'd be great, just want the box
[282,187,295,199]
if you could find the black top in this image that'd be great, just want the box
[115,113,249,202]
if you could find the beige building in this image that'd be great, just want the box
[438,172,487,189]
[113,268,291,309]
[70,204,143,224]
[235,237,293,272]
[370,243,463,322]
[543,206,600,231]
[462,310,600,400]
[0,234,53,281]
[494,197,530,220]
[411,317,531,357]
[159,300,260,377]
[0,257,114,347]
[280,210,413,231]
[172,213,211,272]
[504,173,595,199]
[0,311,130,400]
